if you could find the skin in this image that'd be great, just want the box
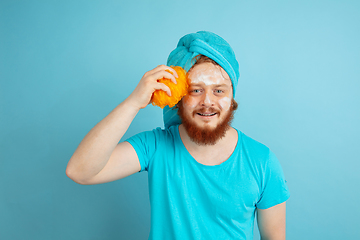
[66,63,286,239]
[219,96,231,110]
[66,65,177,184]
[187,65,224,86]
[177,62,238,166]
[181,63,286,239]
[257,202,287,240]
[181,62,233,130]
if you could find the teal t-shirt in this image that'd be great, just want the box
[126,125,290,239]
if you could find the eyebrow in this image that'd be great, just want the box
[214,84,229,88]
[189,83,229,88]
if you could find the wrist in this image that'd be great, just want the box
[124,92,150,111]
[122,96,143,112]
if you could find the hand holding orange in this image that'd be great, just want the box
[151,66,188,108]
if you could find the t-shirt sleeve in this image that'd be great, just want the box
[256,150,290,209]
[125,129,159,172]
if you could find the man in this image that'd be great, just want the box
[66,31,290,239]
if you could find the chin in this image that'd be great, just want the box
[196,121,218,130]
[178,104,235,146]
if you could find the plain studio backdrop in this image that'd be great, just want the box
[1,0,359,239]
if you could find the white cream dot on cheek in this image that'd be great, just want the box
[219,97,231,110]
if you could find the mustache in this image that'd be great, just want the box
[193,107,220,114]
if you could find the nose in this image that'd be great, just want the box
[200,90,215,107]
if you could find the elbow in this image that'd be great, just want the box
[65,167,78,184]
[66,166,87,185]
[66,168,96,185]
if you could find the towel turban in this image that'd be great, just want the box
[163,31,239,128]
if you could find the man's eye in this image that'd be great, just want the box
[215,89,223,93]
[192,89,201,93]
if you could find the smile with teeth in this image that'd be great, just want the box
[197,112,217,116]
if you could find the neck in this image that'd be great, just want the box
[178,124,238,165]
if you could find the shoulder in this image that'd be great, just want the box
[236,129,271,161]
[127,125,179,144]
[236,130,284,175]
[152,124,179,140]
[124,125,180,172]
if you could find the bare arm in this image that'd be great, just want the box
[257,202,287,240]
[66,65,178,185]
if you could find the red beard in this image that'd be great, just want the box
[177,101,235,145]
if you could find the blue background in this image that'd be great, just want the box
[1,0,359,239]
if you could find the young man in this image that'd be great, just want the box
[66,31,290,239]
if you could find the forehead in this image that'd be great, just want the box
[187,62,232,86]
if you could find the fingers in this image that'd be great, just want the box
[141,68,173,96]
[156,65,179,78]
[145,65,178,84]
[128,65,179,109]
[156,82,172,97]
[152,71,177,85]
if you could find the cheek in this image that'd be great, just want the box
[183,96,198,109]
[218,97,231,110]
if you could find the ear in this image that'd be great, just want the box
[231,98,238,111]
[175,99,183,109]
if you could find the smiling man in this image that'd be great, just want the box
[66,31,290,240]
[178,56,237,147]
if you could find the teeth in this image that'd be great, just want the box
[198,113,216,116]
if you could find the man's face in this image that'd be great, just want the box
[178,62,235,145]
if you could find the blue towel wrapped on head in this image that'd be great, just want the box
[164,31,240,128]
